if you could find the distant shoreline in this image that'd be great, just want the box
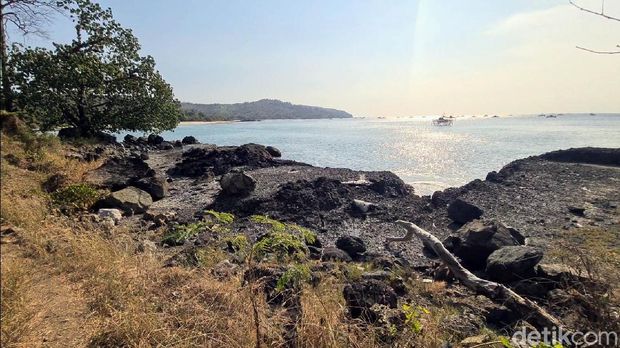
[179,120,238,125]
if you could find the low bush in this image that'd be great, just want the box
[161,221,208,246]
[51,183,102,212]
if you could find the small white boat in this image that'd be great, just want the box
[432,116,453,126]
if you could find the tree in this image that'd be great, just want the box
[11,0,181,135]
[570,0,620,54]
[1,0,61,111]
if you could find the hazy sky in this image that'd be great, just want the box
[10,0,620,116]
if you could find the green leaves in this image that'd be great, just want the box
[401,304,430,334]
[275,264,311,292]
[51,183,101,212]
[161,221,208,246]
[11,0,181,135]
[250,215,318,262]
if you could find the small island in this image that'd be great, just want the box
[181,99,354,122]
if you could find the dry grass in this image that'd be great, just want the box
[4,124,618,347]
[546,225,620,332]
[0,255,36,347]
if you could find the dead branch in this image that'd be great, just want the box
[570,0,620,22]
[387,220,567,331]
[576,45,620,54]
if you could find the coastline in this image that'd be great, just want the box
[179,120,238,125]
[92,138,620,266]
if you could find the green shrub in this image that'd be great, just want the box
[251,214,286,232]
[51,183,101,212]
[252,231,308,262]
[162,221,208,246]
[225,234,250,253]
[276,264,311,292]
[204,210,235,224]
[402,304,430,334]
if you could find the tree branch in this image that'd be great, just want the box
[387,220,569,332]
[569,0,620,22]
[576,45,620,54]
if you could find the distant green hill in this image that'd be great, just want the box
[180,99,353,121]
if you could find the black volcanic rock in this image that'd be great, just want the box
[447,199,483,224]
[169,143,280,177]
[336,235,367,259]
[539,147,620,166]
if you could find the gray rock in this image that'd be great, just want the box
[143,210,177,226]
[352,199,378,213]
[321,247,352,262]
[137,239,158,253]
[211,260,239,279]
[486,246,543,282]
[157,141,174,150]
[536,263,585,283]
[100,186,153,214]
[448,198,483,224]
[220,172,256,196]
[265,146,281,157]
[42,173,69,193]
[147,134,164,145]
[181,136,199,145]
[336,235,366,259]
[452,219,525,269]
[124,134,138,144]
[97,208,123,224]
[135,176,168,200]
[85,156,154,190]
[343,279,398,321]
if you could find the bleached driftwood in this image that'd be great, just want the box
[388,220,565,330]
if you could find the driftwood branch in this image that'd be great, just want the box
[388,220,566,331]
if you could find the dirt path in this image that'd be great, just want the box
[2,245,98,348]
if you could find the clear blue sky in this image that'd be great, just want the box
[9,0,620,116]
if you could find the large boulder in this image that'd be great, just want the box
[369,175,411,197]
[336,235,366,259]
[135,176,168,200]
[265,146,281,158]
[220,172,256,196]
[42,173,69,193]
[181,136,199,145]
[85,157,154,190]
[447,198,483,224]
[97,208,123,224]
[98,186,153,214]
[343,279,398,321]
[123,134,138,144]
[450,219,525,269]
[147,134,164,145]
[485,246,543,282]
[157,141,174,150]
[321,247,352,262]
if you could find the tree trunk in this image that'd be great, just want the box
[0,6,14,111]
[76,85,91,136]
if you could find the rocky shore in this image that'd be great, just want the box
[83,135,619,264]
[66,133,620,344]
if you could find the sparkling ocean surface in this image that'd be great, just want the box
[126,114,620,195]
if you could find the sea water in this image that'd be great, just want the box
[129,114,620,195]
